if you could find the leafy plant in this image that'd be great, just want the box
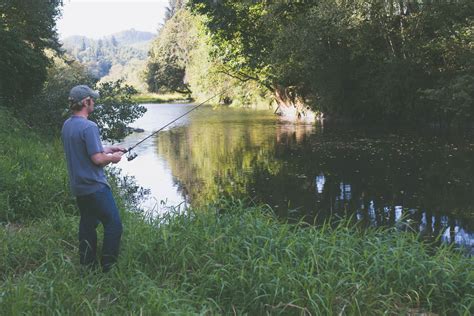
[91,80,147,142]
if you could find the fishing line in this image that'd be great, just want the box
[123,90,227,161]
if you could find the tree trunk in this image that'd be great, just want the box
[273,85,319,122]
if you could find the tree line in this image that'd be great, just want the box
[62,30,153,82]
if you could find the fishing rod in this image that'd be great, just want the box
[123,90,227,161]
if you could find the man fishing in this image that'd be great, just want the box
[61,85,125,273]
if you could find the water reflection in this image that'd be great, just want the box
[118,104,191,213]
[313,172,474,251]
[315,174,325,194]
[120,104,474,253]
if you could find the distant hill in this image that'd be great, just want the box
[61,29,155,91]
[62,28,155,53]
[109,29,155,46]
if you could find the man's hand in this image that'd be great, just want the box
[104,146,127,154]
[91,151,124,166]
[110,151,124,164]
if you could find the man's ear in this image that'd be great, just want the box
[82,98,91,107]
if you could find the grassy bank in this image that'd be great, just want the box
[131,92,193,104]
[0,107,472,314]
[0,107,76,222]
[1,205,473,314]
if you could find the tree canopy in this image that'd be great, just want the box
[0,0,63,103]
[187,0,473,123]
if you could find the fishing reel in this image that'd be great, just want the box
[123,148,138,161]
[127,151,138,161]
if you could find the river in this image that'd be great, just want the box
[118,103,474,253]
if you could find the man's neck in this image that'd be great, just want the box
[73,111,88,119]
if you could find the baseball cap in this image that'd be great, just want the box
[68,85,100,103]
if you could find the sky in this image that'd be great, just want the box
[56,0,169,39]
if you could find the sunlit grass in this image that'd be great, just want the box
[131,92,192,104]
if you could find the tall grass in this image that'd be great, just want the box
[1,204,472,315]
[0,107,75,221]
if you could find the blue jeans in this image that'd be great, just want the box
[76,186,123,272]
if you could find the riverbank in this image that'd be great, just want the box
[0,107,472,314]
[1,205,473,314]
[131,92,193,104]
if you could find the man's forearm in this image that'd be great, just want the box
[91,152,116,167]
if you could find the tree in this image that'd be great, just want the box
[164,0,187,22]
[189,1,316,117]
[145,9,197,94]
[0,0,63,104]
[111,35,118,47]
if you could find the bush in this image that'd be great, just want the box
[91,80,147,142]
[11,56,147,142]
[14,54,93,135]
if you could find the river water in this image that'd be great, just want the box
[118,103,474,253]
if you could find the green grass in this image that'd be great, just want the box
[0,204,473,315]
[131,92,193,104]
[0,106,473,314]
[0,107,76,222]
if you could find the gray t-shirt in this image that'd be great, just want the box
[61,116,109,196]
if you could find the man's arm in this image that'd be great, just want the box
[91,152,123,167]
[83,125,125,167]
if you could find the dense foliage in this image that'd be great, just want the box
[147,0,473,124]
[8,54,146,141]
[21,54,93,133]
[0,0,63,104]
[145,8,195,94]
[145,3,272,107]
[102,59,148,93]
